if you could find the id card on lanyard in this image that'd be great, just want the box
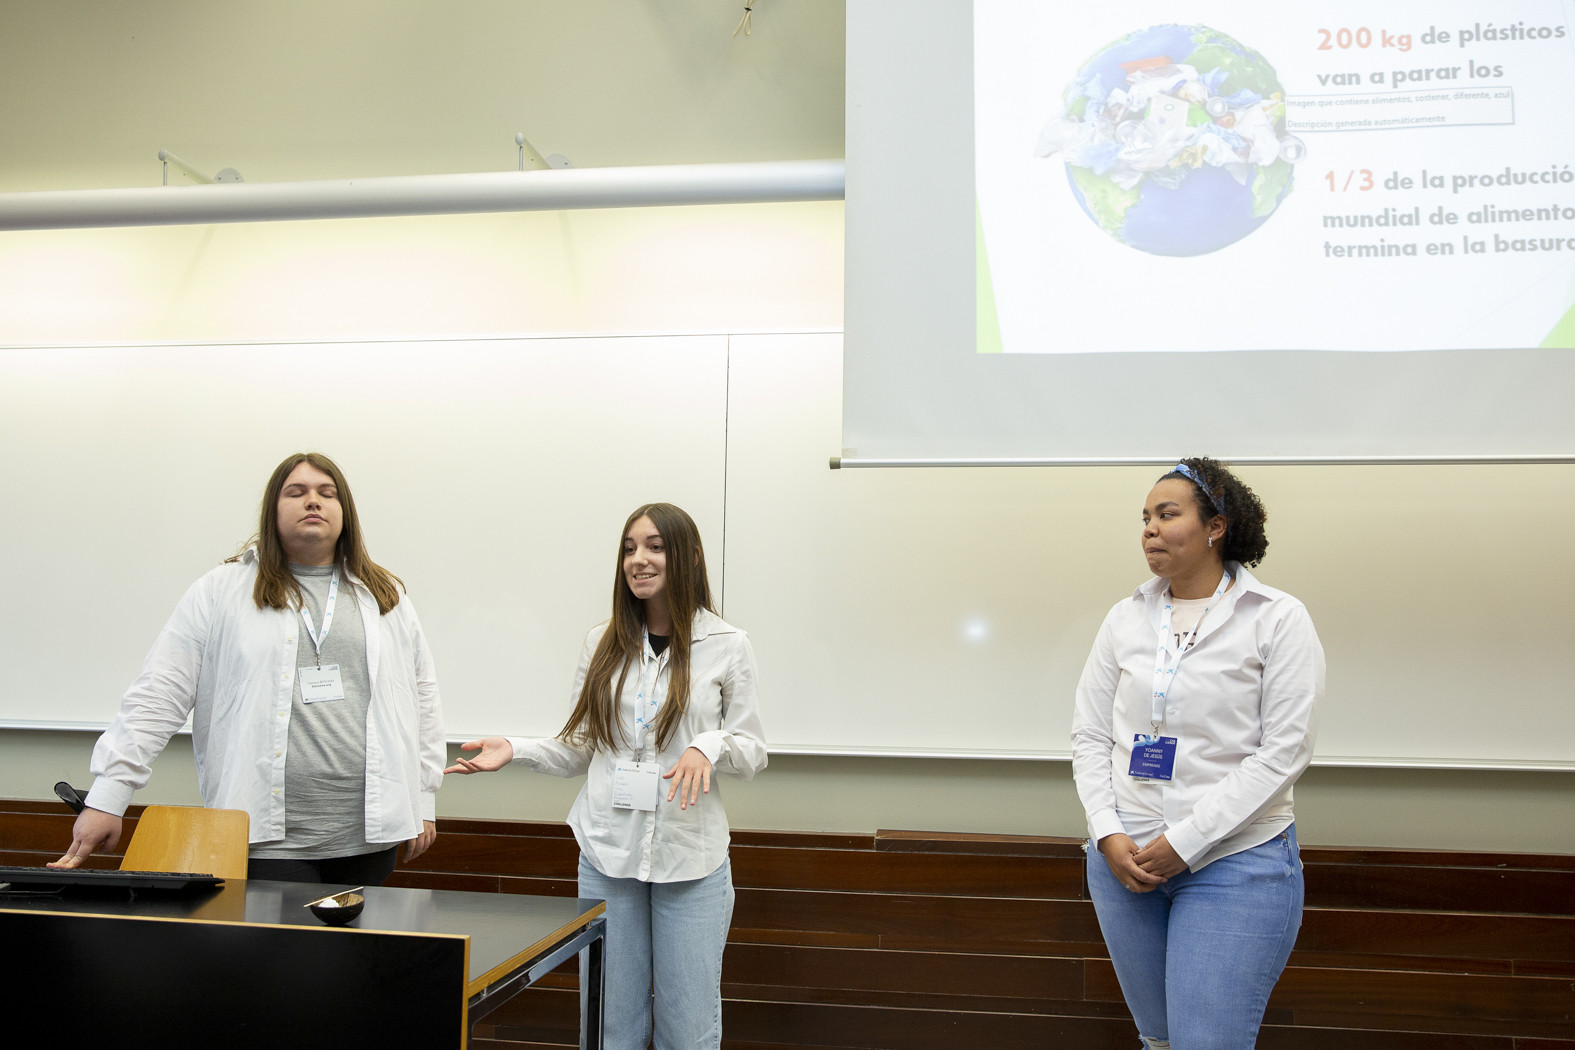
[1129,571,1231,782]
[612,631,667,812]
[297,569,346,703]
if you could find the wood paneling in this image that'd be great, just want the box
[732,886,1108,950]
[873,830,1085,858]
[1301,846,1575,916]
[1297,908,1575,964]
[724,943,1088,1002]
[730,842,1084,898]
[3,799,1571,1049]
[1,798,138,867]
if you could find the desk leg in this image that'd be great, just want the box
[582,915,606,1050]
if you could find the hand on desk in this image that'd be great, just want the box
[48,806,122,868]
[402,820,437,863]
[445,737,513,775]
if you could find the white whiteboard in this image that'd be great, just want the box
[1,334,1572,767]
[721,334,1575,767]
[0,337,728,741]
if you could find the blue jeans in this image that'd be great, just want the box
[578,854,735,1050]
[1087,825,1303,1050]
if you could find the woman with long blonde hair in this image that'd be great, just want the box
[450,502,766,1050]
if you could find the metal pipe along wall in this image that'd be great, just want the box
[0,160,846,231]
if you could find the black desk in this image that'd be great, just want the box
[1,880,605,1049]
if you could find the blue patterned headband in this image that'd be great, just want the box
[1163,462,1225,517]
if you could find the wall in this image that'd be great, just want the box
[0,203,1570,855]
[9,731,1574,854]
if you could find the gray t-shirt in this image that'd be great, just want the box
[249,564,379,860]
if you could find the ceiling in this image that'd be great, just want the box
[0,0,846,193]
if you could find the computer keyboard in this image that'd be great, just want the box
[0,864,223,893]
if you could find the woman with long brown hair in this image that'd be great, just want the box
[449,502,766,1050]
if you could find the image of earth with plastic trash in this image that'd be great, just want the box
[1036,24,1306,257]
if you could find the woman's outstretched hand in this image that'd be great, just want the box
[445,737,513,774]
[663,747,713,809]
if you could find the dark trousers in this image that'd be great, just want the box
[246,845,399,886]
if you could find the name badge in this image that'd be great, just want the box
[299,664,346,703]
[1128,734,1178,781]
[612,761,661,811]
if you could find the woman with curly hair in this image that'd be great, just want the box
[447,502,766,1050]
[1071,458,1325,1049]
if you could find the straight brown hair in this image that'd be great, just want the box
[559,503,715,753]
[231,451,404,615]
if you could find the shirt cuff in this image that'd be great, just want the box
[1163,820,1206,866]
[1086,809,1126,846]
[84,778,134,817]
[685,731,725,767]
[420,790,437,823]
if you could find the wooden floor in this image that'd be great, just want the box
[3,799,1571,1048]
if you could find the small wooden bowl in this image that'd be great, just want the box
[308,891,365,926]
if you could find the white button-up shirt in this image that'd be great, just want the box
[1071,563,1324,869]
[508,608,767,882]
[85,550,445,845]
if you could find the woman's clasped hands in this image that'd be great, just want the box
[1099,832,1188,892]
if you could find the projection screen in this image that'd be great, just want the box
[844,0,1575,463]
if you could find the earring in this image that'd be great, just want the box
[1208,537,1214,548]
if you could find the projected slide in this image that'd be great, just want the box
[976,1,1575,353]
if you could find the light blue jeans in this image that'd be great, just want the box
[1086,825,1303,1050]
[578,854,735,1050]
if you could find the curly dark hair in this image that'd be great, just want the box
[1161,457,1270,567]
